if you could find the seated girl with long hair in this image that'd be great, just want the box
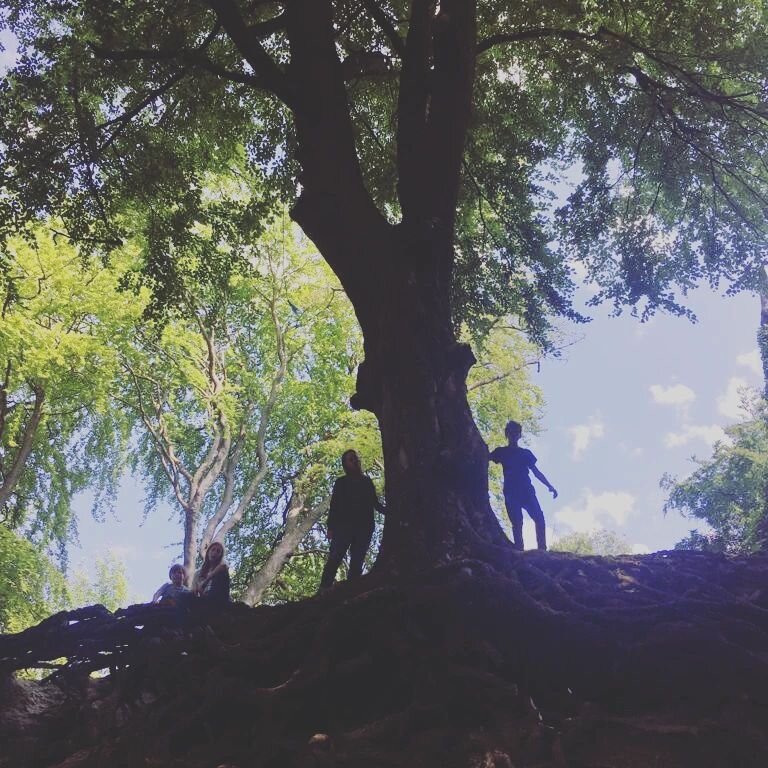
[192,541,230,604]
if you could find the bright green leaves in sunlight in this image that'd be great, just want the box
[0,526,66,632]
[0,227,144,545]
[115,215,378,595]
[1,523,130,631]
[65,553,129,612]
[663,398,768,555]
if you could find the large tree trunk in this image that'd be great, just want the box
[364,230,508,569]
[285,0,507,572]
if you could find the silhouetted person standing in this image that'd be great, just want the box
[319,449,384,590]
[490,420,557,551]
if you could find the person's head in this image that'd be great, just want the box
[341,449,362,475]
[203,542,225,575]
[169,564,185,586]
[505,420,523,443]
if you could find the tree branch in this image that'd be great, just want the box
[395,0,433,221]
[361,0,406,57]
[205,0,295,106]
[243,493,330,606]
[477,26,598,55]
[0,383,44,511]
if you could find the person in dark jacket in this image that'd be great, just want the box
[319,449,384,590]
[192,541,230,604]
[490,420,557,551]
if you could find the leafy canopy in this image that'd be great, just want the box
[1,2,766,343]
[0,227,143,545]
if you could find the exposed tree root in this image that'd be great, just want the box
[2,550,768,767]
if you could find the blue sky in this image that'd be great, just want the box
[522,285,761,554]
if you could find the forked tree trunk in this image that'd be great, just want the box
[284,0,506,571]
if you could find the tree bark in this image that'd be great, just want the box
[365,232,508,570]
[182,503,201,583]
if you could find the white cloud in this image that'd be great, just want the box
[736,349,763,377]
[717,377,753,420]
[630,542,652,555]
[649,383,696,406]
[664,424,727,448]
[555,489,636,532]
[567,418,605,461]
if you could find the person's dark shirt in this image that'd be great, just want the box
[328,474,378,532]
[490,446,537,496]
[194,565,231,604]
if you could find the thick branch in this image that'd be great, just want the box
[395,0,434,222]
[243,494,330,605]
[199,418,250,553]
[204,288,289,546]
[0,384,44,511]
[285,0,390,328]
[205,0,295,106]
[423,0,477,225]
[361,0,406,57]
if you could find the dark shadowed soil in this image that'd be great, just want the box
[2,549,768,767]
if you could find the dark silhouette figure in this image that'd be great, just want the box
[192,541,230,604]
[319,449,384,590]
[490,420,557,551]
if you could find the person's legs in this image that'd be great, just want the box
[320,532,351,589]
[504,495,525,550]
[523,492,547,550]
[348,526,374,579]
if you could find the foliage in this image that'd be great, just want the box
[663,398,768,555]
[112,214,377,587]
[0,525,66,632]
[1,2,765,340]
[551,528,631,556]
[0,228,142,548]
[64,552,130,611]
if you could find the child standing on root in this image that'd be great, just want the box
[490,420,557,551]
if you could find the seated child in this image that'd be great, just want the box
[152,564,190,605]
[192,542,230,604]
